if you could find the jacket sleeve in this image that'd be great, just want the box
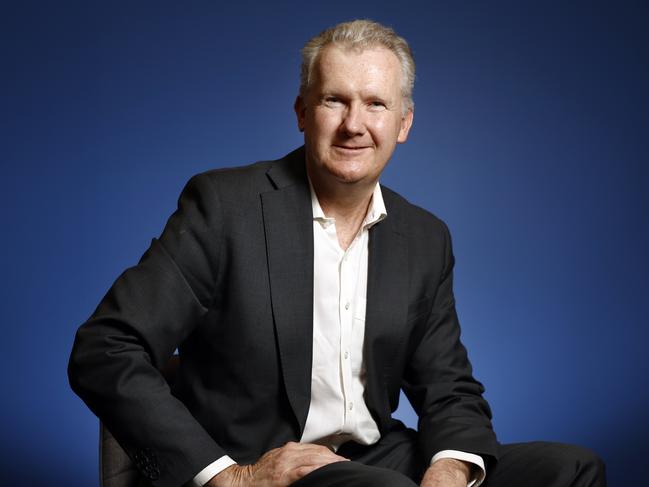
[68,173,227,487]
[401,222,499,469]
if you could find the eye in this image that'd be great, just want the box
[369,100,387,111]
[323,96,343,107]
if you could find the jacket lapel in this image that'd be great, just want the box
[364,192,409,433]
[260,149,314,435]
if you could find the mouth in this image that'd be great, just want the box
[333,145,371,153]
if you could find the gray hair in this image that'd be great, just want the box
[299,19,415,113]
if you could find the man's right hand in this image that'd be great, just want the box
[206,442,349,487]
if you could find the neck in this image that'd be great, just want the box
[308,167,377,251]
[308,168,376,222]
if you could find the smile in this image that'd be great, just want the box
[333,145,371,153]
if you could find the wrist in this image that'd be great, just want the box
[441,458,472,481]
[206,464,249,487]
[423,458,472,485]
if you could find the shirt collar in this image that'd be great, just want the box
[309,179,387,230]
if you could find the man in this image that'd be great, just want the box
[69,20,605,487]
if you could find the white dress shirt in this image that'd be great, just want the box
[192,183,485,486]
[300,180,385,448]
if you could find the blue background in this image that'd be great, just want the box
[2,1,647,485]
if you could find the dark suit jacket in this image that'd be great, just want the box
[69,147,498,487]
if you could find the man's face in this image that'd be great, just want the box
[295,45,413,188]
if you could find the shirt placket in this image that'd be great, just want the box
[339,238,358,432]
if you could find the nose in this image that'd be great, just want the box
[340,103,365,136]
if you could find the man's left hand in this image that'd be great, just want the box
[420,458,472,487]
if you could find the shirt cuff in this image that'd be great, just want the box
[190,455,237,486]
[431,450,486,487]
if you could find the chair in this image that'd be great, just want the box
[99,356,180,487]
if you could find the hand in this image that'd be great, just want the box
[420,458,472,487]
[206,442,348,487]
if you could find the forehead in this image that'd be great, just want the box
[311,45,402,94]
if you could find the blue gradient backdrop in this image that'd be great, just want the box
[2,1,647,485]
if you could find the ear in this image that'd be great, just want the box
[294,96,306,132]
[397,108,414,144]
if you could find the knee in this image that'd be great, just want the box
[546,442,606,486]
[569,444,606,484]
[309,462,418,487]
[374,468,419,487]
[358,467,418,487]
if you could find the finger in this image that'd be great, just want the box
[284,448,348,467]
[289,464,322,482]
[282,442,348,461]
[301,452,348,466]
[286,459,348,484]
[274,447,348,480]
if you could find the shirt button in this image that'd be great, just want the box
[348,402,354,411]
[344,351,349,359]
[344,302,350,310]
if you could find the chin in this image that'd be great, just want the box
[324,161,368,183]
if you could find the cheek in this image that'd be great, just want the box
[372,120,400,145]
[310,113,337,137]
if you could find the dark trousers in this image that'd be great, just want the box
[293,426,606,487]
